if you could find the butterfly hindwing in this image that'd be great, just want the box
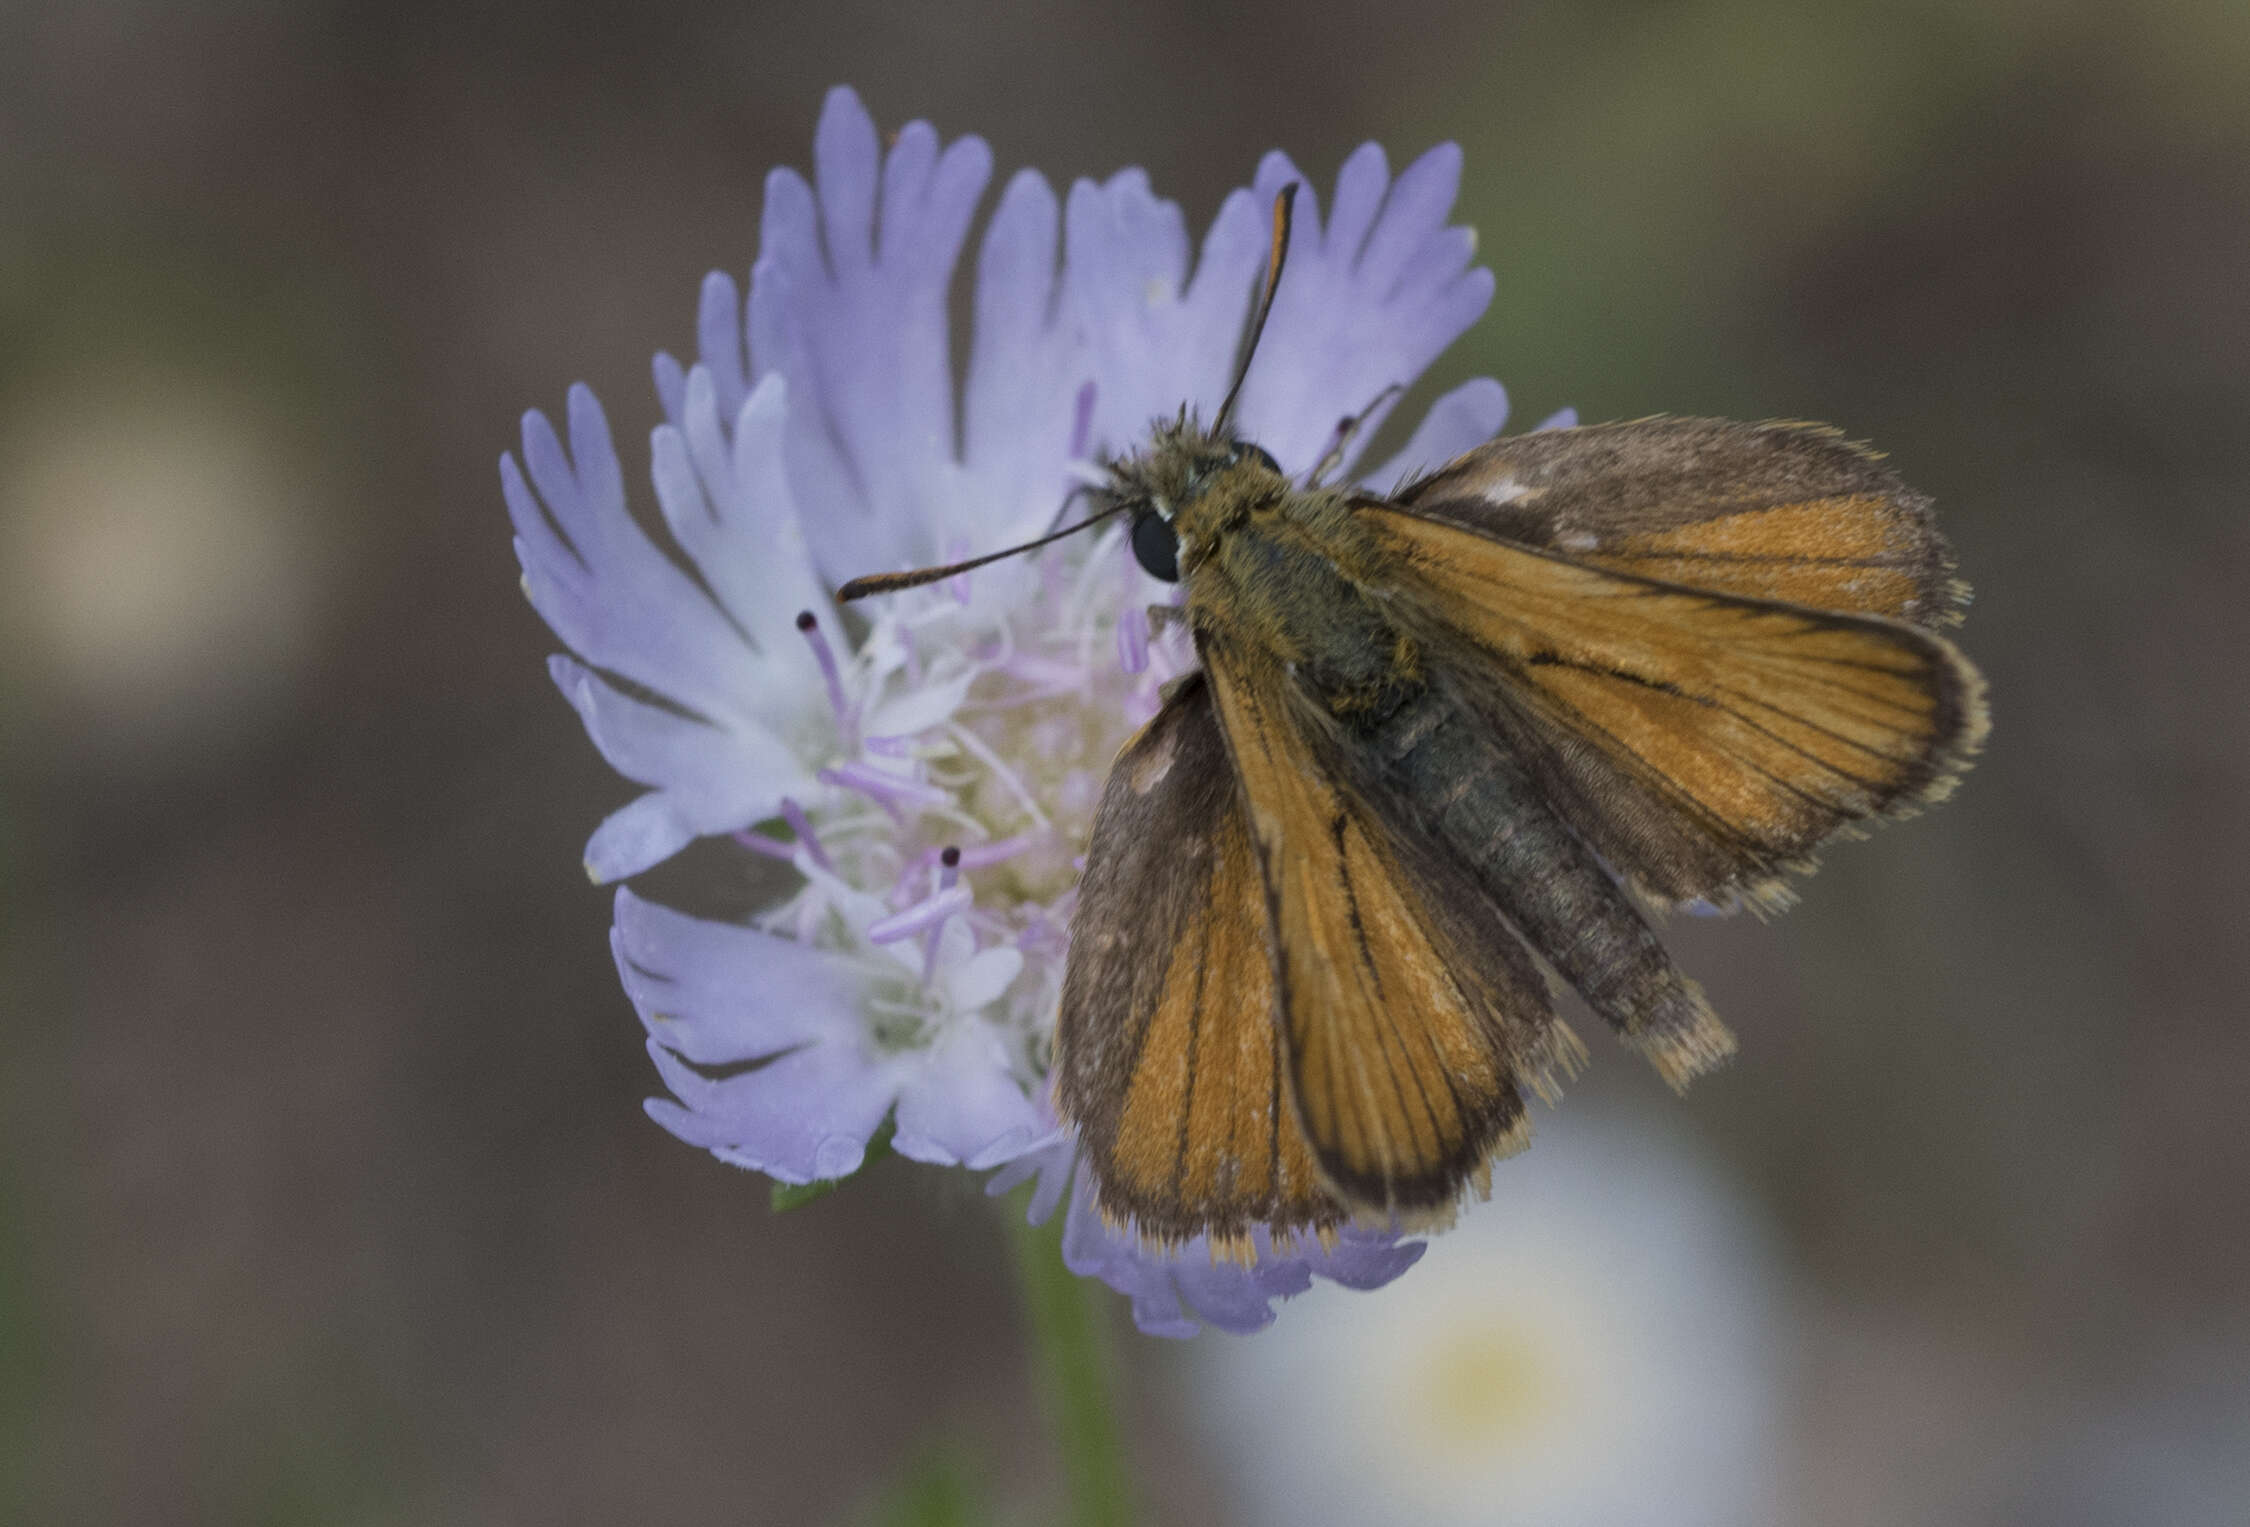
[1053,673,1340,1251]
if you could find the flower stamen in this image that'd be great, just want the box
[922,844,965,982]
[794,610,854,740]
[957,832,1043,869]
[819,762,952,819]
[864,884,974,945]
[778,796,836,873]
[1116,605,1150,676]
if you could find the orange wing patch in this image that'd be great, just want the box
[1055,676,1345,1252]
[1399,417,1967,630]
[1367,508,1987,893]
[1100,795,1334,1249]
[1575,496,1932,620]
[1203,642,1541,1222]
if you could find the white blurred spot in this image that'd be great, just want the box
[0,368,326,758]
[1185,1108,1792,1527]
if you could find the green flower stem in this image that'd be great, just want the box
[1005,1195,1136,1527]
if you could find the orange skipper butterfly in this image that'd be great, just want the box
[842,187,1987,1257]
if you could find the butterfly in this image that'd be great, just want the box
[842,186,1988,1259]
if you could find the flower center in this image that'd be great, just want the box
[761,532,1176,1086]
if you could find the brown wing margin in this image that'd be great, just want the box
[1200,638,1576,1226]
[1053,673,1342,1252]
[1398,416,1969,630]
[1363,505,1989,909]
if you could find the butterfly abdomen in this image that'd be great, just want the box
[1357,685,1737,1088]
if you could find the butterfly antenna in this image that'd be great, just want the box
[835,493,1123,602]
[1213,183,1298,434]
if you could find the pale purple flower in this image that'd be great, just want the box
[504,85,1537,1334]
[988,1138,1428,1339]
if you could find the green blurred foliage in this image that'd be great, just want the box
[862,1442,993,1527]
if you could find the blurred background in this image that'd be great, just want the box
[4,0,2246,1521]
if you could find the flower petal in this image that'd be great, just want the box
[644,1037,901,1185]
[1167,1256,1288,1335]
[1322,141,1392,266]
[962,169,1091,548]
[1068,171,1263,457]
[1234,143,1494,475]
[583,794,698,884]
[695,269,750,427]
[547,654,814,880]
[623,883,900,1187]
[1051,1155,1426,1337]
[747,87,995,581]
[1292,1228,1428,1291]
[658,368,837,657]
[1356,137,1469,294]
[890,1017,1045,1169]
[814,85,882,275]
[946,945,1024,1012]
[653,347,690,431]
[861,666,977,740]
[507,387,776,728]
[1358,376,1510,491]
[1058,1165,1203,1339]
[984,1130,1075,1224]
[611,888,868,1063]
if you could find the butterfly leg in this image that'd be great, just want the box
[1306,382,1405,487]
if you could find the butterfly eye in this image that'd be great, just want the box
[1130,510,1180,582]
[1233,442,1282,475]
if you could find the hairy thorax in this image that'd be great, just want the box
[1201,498,1417,727]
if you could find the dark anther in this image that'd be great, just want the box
[795,610,817,631]
[940,845,962,868]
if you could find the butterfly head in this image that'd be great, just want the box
[1106,182,1299,584]
[1105,415,1287,584]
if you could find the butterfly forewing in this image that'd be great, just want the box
[1364,474,1986,909]
[1054,674,1341,1250]
[1400,417,1967,629]
[1200,636,1568,1224]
